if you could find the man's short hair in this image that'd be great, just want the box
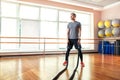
[71,13,76,17]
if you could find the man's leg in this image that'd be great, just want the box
[74,40,85,67]
[63,48,71,66]
[65,48,71,61]
[63,39,73,66]
[77,46,85,67]
[77,48,83,62]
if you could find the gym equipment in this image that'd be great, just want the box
[98,21,104,28]
[53,51,80,80]
[112,19,120,27]
[112,27,120,37]
[105,28,112,37]
[104,20,111,28]
[114,40,120,55]
[98,30,104,38]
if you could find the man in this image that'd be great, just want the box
[63,13,85,67]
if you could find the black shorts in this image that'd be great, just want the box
[67,39,81,49]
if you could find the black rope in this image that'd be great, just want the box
[52,52,79,80]
[52,62,68,80]
[69,52,79,80]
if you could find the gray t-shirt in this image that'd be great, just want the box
[67,21,81,39]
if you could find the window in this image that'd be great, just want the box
[41,8,58,21]
[20,5,39,19]
[40,21,58,50]
[1,18,18,49]
[76,13,91,25]
[58,22,68,50]
[59,11,71,22]
[1,2,17,17]
[0,1,94,52]
[76,13,94,50]
[20,20,40,51]
[40,22,57,38]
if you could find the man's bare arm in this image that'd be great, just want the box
[78,27,81,39]
[78,26,81,43]
[67,28,70,43]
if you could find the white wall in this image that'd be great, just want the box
[102,2,120,20]
[101,2,120,41]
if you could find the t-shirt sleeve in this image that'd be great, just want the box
[78,22,81,29]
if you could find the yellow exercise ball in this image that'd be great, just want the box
[112,19,120,27]
[98,30,104,38]
[105,28,112,37]
[98,21,104,28]
[112,28,120,37]
[104,20,111,28]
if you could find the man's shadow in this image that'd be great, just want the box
[78,67,83,80]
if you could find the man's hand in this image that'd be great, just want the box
[67,40,69,44]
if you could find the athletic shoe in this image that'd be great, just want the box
[63,61,67,66]
[81,62,85,67]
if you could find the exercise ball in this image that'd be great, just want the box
[104,20,111,28]
[98,21,104,28]
[112,28,120,36]
[98,30,104,38]
[112,19,120,27]
[105,28,112,37]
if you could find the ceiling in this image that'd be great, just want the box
[51,0,120,10]
[76,0,120,7]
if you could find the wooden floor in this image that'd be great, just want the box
[0,53,120,80]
